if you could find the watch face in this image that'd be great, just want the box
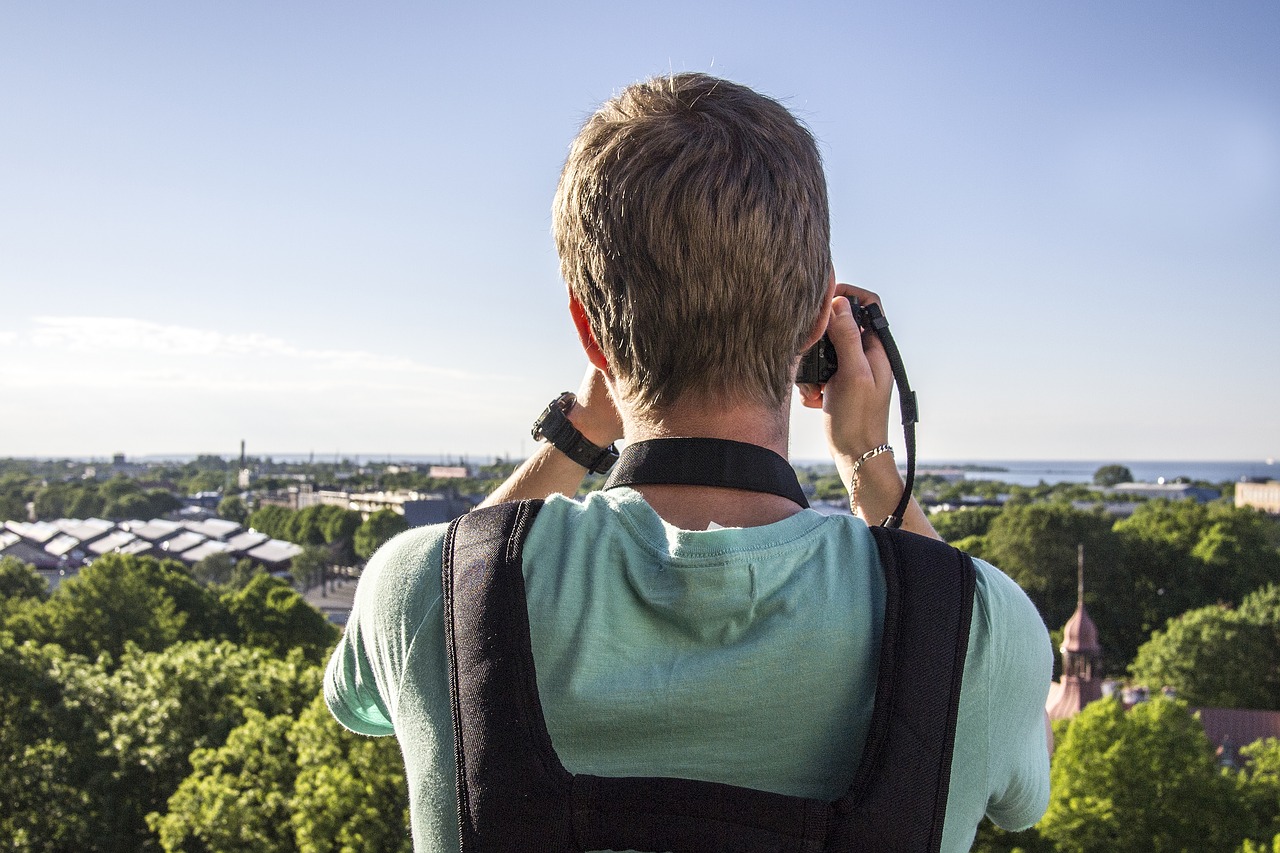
[532,393,573,442]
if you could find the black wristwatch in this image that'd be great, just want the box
[531,392,619,474]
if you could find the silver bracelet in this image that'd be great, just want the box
[849,444,893,515]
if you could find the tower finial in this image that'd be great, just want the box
[1077,543,1085,608]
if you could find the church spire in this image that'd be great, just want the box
[1077,542,1085,609]
[1047,543,1104,720]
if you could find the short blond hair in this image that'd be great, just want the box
[553,73,831,412]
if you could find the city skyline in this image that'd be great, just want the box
[2,2,1277,462]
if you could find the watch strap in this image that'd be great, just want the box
[532,393,619,474]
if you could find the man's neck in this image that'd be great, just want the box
[619,397,801,530]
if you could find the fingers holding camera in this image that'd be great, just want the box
[795,283,903,519]
[798,285,893,443]
[824,294,892,450]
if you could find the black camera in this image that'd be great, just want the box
[795,297,879,384]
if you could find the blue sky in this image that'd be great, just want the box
[2,1,1277,462]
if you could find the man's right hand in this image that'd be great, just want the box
[797,284,939,538]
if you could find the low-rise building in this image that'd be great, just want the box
[1110,482,1220,503]
[1236,481,1280,515]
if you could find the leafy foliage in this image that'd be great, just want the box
[30,475,184,521]
[931,505,1003,543]
[217,493,249,523]
[0,634,103,851]
[1130,585,1280,709]
[354,508,409,561]
[977,503,1139,671]
[152,694,411,853]
[1115,501,1280,649]
[0,555,48,616]
[1093,464,1134,487]
[291,695,413,853]
[66,640,323,851]
[5,553,228,661]
[151,709,301,852]
[1039,697,1245,852]
[222,573,340,663]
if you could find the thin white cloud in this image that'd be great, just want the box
[0,314,545,456]
[22,316,465,377]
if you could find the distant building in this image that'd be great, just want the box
[1236,481,1280,515]
[0,515,303,577]
[1110,482,1220,503]
[1070,500,1142,518]
[403,496,474,527]
[429,465,469,479]
[295,487,476,522]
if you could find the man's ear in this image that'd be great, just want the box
[801,266,840,351]
[568,293,611,373]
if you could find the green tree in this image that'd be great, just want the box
[67,483,105,519]
[6,554,229,662]
[290,543,332,592]
[0,555,48,614]
[1093,464,1134,487]
[319,505,362,565]
[291,694,412,852]
[0,633,104,851]
[78,640,323,851]
[931,506,1003,544]
[181,468,227,494]
[192,550,236,586]
[217,494,249,524]
[982,503,1136,670]
[222,573,339,663]
[248,504,296,540]
[152,694,411,853]
[1040,696,1247,852]
[151,709,301,852]
[1116,502,1280,647]
[289,505,331,546]
[1237,738,1280,850]
[32,481,74,519]
[354,509,409,561]
[229,556,267,589]
[0,476,30,520]
[1130,586,1280,709]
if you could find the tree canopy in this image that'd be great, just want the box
[1129,585,1280,709]
[1093,464,1134,487]
[4,553,226,662]
[354,508,409,561]
[1038,697,1244,852]
[152,694,412,853]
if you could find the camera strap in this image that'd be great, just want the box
[603,437,810,509]
[858,303,918,529]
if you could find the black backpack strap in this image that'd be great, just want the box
[831,527,976,853]
[442,500,580,852]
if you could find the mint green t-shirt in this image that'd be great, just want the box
[325,488,1052,852]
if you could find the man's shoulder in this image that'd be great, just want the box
[969,556,1049,639]
[353,522,453,616]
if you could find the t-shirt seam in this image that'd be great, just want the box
[391,559,446,726]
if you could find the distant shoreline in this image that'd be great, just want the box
[6,454,1275,487]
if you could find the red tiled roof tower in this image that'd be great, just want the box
[1046,544,1104,721]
